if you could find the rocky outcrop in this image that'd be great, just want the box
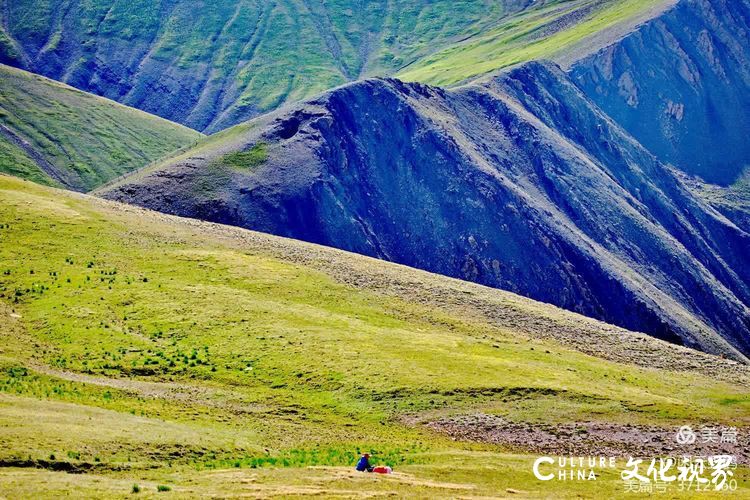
[101,61,750,361]
[570,0,750,185]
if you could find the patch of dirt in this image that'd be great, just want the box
[202,467,477,496]
[308,467,476,491]
[424,413,749,463]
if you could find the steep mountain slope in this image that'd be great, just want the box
[397,0,676,85]
[100,61,750,361]
[570,0,750,185]
[684,170,750,233]
[0,64,201,191]
[0,0,671,132]
[3,174,750,496]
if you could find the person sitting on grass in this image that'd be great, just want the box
[355,453,374,472]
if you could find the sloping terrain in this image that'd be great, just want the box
[2,0,749,496]
[397,0,676,85]
[685,171,750,233]
[100,60,750,361]
[570,0,750,185]
[0,0,671,132]
[2,174,750,496]
[0,64,201,191]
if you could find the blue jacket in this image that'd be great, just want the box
[355,456,370,471]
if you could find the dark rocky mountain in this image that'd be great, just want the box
[570,0,750,185]
[100,60,750,361]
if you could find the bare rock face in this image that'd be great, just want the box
[101,61,750,361]
[570,0,750,185]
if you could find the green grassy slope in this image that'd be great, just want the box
[0,133,50,186]
[1,0,517,131]
[1,174,749,496]
[0,64,202,191]
[2,0,672,131]
[397,0,675,85]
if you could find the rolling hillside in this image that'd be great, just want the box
[100,59,750,362]
[1,0,748,497]
[0,63,201,191]
[2,174,749,496]
[0,0,672,131]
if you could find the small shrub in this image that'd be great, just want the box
[215,142,268,170]
[157,485,171,492]
[8,366,28,378]
[132,484,141,494]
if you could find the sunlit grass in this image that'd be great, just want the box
[1,174,748,496]
[398,0,669,86]
[0,64,201,190]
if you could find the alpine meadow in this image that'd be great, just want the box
[1,0,749,498]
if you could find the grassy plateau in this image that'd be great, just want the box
[0,174,748,497]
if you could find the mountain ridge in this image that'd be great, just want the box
[570,0,750,185]
[100,59,750,361]
[7,172,749,378]
[2,1,750,495]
